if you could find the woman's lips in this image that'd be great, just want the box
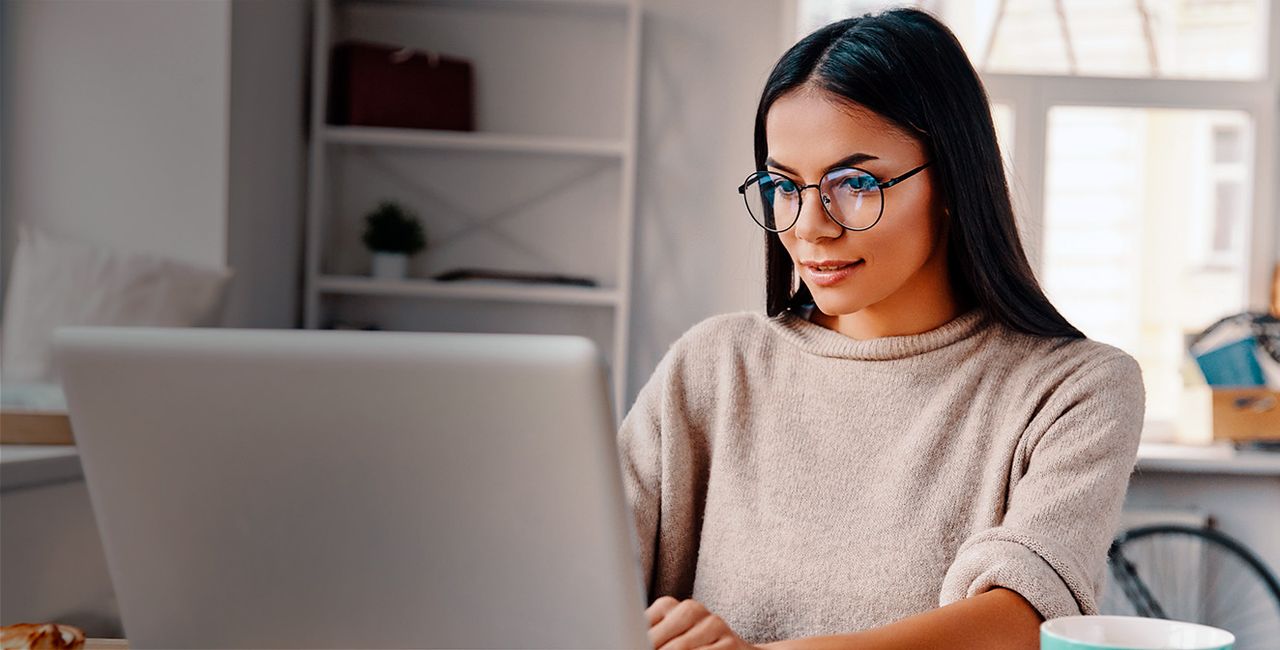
[802,260,865,287]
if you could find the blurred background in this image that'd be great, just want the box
[0,0,1277,643]
[2,0,1277,427]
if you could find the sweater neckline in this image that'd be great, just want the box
[764,303,990,361]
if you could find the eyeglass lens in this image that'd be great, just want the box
[742,168,883,232]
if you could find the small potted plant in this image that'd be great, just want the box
[362,200,426,279]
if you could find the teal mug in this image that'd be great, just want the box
[1041,616,1234,650]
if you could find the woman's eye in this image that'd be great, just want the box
[775,179,799,194]
[840,176,874,192]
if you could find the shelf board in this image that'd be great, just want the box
[316,275,620,306]
[322,126,627,158]
[339,0,631,12]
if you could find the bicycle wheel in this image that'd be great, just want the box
[1099,524,1280,650]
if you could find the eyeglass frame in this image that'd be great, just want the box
[736,161,932,233]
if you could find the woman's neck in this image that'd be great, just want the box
[812,296,968,340]
[809,246,970,339]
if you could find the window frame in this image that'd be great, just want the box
[983,68,1278,313]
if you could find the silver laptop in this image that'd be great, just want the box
[55,327,651,649]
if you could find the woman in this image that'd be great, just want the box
[617,8,1145,650]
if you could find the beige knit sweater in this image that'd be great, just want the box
[616,305,1146,644]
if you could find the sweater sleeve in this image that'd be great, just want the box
[615,339,710,605]
[938,352,1146,620]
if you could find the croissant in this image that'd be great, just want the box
[0,623,85,650]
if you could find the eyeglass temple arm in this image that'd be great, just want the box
[876,162,931,190]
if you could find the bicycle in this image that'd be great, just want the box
[1101,523,1280,649]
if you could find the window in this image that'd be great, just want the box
[797,0,1270,79]
[794,1,1279,440]
[1042,107,1253,423]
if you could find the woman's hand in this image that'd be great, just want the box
[646,596,761,650]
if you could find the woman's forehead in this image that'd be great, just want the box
[765,89,921,171]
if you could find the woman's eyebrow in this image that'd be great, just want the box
[766,152,880,175]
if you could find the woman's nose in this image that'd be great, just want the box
[793,189,843,242]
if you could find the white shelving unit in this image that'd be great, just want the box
[315,275,621,306]
[322,125,628,157]
[303,0,641,419]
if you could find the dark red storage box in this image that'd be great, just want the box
[329,40,475,131]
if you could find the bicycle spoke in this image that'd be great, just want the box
[1105,524,1280,648]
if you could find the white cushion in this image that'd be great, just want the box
[1,225,233,382]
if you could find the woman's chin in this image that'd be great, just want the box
[809,296,865,318]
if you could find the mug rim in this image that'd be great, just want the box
[1039,616,1239,647]
[1041,616,1235,650]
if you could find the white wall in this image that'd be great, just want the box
[1,1,7,285]
[0,0,307,329]
[625,0,786,408]
[223,0,308,328]
[2,0,231,268]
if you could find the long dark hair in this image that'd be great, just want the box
[757,8,1083,339]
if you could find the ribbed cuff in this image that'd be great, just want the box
[939,537,1089,620]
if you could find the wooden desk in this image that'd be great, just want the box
[0,410,73,445]
[85,640,128,650]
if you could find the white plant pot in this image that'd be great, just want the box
[370,252,409,279]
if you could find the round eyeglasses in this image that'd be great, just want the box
[736,162,931,233]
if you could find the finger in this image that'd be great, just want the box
[658,613,725,650]
[645,596,680,626]
[700,637,736,650]
[648,599,707,650]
